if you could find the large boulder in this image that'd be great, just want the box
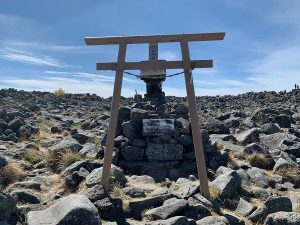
[7,118,23,132]
[264,196,292,214]
[27,194,100,225]
[264,212,300,225]
[260,133,299,151]
[236,128,259,145]
[0,190,17,225]
[49,137,82,154]
[260,123,281,134]
[210,171,241,199]
[247,167,269,188]
[274,114,291,128]
[145,199,188,220]
[85,165,126,187]
[198,116,230,134]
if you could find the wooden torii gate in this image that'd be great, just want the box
[85,32,225,198]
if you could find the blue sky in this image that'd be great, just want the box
[0,0,300,97]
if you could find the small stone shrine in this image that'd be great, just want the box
[105,101,227,181]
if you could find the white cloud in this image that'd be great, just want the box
[0,47,79,68]
[0,76,141,98]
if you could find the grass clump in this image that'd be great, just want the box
[0,163,26,188]
[53,88,65,97]
[45,150,81,172]
[247,153,274,169]
[24,149,44,164]
[209,186,221,200]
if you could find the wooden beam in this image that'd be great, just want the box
[101,42,127,192]
[97,60,213,71]
[180,40,210,198]
[85,32,225,45]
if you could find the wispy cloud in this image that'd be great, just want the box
[0,75,142,98]
[0,47,79,68]
[44,70,141,84]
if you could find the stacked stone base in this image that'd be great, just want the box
[102,101,227,181]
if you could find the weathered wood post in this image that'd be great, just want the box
[181,40,210,198]
[101,42,127,191]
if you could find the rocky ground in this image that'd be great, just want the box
[1,88,300,225]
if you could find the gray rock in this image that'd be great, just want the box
[236,128,259,145]
[175,178,199,199]
[275,114,291,128]
[14,181,41,190]
[145,199,188,220]
[85,164,126,187]
[72,132,91,144]
[235,198,256,217]
[7,118,23,132]
[121,146,144,160]
[182,202,211,220]
[260,123,281,134]
[94,197,125,223]
[210,171,241,199]
[264,212,300,225]
[243,143,269,154]
[196,216,229,225]
[0,190,17,224]
[146,143,183,161]
[121,120,140,139]
[247,167,269,188]
[83,184,106,202]
[264,196,292,214]
[0,155,7,169]
[132,138,146,147]
[27,194,100,225]
[10,190,40,204]
[49,137,82,154]
[127,175,158,191]
[260,133,299,150]
[122,187,146,198]
[273,158,296,173]
[176,134,193,147]
[131,108,149,124]
[198,116,230,134]
[61,159,101,176]
[249,205,268,223]
[176,118,191,134]
[146,216,192,225]
[79,143,100,158]
[129,194,173,220]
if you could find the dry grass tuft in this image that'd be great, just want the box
[53,88,65,97]
[24,149,44,164]
[209,186,221,200]
[45,150,81,172]
[247,153,274,169]
[227,152,240,170]
[0,163,26,188]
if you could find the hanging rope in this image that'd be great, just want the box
[123,70,193,79]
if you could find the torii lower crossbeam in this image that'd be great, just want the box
[85,32,225,199]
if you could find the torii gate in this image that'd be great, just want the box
[85,32,225,198]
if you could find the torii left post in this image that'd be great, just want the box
[98,42,127,191]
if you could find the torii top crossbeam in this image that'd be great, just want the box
[85,32,225,45]
[84,32,225,198]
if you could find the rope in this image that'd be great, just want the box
[123,69,193,79]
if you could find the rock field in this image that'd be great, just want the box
[1,88,300,225]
